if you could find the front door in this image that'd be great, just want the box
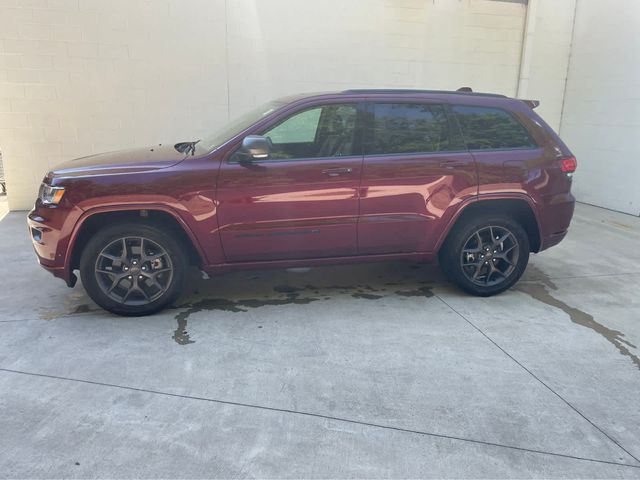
[358,101,477,254]
[217,102,364,262]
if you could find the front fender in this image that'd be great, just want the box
[62,203,218,283]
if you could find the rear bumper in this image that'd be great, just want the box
[537,192,575,251]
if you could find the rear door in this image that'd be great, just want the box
[358,101,477,254]
[217,101,364,262]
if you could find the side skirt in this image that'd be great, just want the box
[201,251,435,275]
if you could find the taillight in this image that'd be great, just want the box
[560,156,577,173]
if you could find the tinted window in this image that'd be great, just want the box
[452,105,537,150]
[261,104,358,160]
[267,108,321,144]
[369,103,455,155]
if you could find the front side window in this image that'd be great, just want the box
[262,103,358,160]
[368,103,455,155]
[452,105,537,150]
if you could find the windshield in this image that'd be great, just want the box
[199,101,286,151]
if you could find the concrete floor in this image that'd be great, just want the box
[0,203,639,478]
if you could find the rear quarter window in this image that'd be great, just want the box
[452,105,537,150]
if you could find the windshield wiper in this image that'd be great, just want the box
[174,140,201,156]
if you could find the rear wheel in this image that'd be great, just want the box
[79,223,187,316]
[439,214,529,296]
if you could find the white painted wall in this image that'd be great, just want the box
[517,0,576,131]
[226,0,526,116]
[559,0,640,216]
[0,0,577,211]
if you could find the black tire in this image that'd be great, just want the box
[79,223,187,316]
[439,214,529,296]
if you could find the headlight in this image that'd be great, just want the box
[39,183,65,205]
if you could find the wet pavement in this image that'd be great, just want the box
[1,203,639,478]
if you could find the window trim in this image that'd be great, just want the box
[227,101,365,164]
[364,101,463,157]
[451,104,540,151]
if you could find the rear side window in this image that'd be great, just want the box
[452,105,537,150]
[368,103,456,155]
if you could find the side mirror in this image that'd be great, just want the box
[238,135,271,161]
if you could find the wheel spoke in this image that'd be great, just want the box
[493,252,515,265]
[107,275,126,293]
[137,284,150,301]
[96,269,115,276]
[131,237,144,256]
[145,252,167,263]
[485,263,500,284]
[151,267,171,274]
[503,244,517,255]
[493,232,512,248]
[139,271,163,290]
[472,263,484,280]
[494,256,514,266]
[122,283,134,302]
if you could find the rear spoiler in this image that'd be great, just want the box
[522,99,540,109]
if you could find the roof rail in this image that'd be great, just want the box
[341,88,507,98]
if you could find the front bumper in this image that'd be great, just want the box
[27,204,82,287]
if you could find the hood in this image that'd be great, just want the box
[47,144,189,180]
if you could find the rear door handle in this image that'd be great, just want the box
[322,167,352,177]
[439,160,467,169]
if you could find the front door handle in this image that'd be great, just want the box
[439,160,467,169]
[322,167,353,177]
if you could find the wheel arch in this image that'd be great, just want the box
[437,196,541,254]
[67,206,205,273]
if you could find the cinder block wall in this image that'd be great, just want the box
[0,0,228,210]
[0,0,574,211]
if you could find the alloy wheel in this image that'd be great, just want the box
[94,237,173,306]
[460,225,520,287]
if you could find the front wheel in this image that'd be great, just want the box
[79,223,187,316]
[439,215,530,296]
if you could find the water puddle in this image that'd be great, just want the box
[352,293,383,300]
[395,286,434,297]
[517,266,639,370]
[172,278,435,345]
[39,303,98,320]
[172,315,195,345]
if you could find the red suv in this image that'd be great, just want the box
[28,89,576,316]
